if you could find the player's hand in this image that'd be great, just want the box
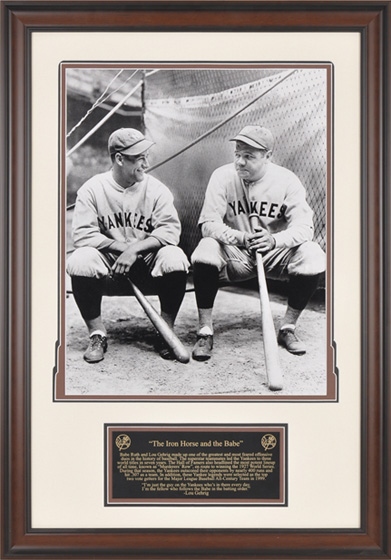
[219,229,238,245]
[245,229,276,253]
[112,246,139,275]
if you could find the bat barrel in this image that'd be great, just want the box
[249,213,283,391]
[129,279,190,363]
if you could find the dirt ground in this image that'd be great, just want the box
[64,282,327,399]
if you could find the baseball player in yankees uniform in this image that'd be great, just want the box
[191,125,326,361]
[66,128,189,363]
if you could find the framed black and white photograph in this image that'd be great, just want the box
[1,2,390,559]
[58,63,335,401]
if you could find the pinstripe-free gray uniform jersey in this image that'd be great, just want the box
[198,162,314,249]
[72,171,181,251]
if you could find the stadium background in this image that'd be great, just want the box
[66,67,327,260]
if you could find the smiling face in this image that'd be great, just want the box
[234,141,271,183]
[112,151,150,188]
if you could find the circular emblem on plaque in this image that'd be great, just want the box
[115,434,131,451]
[261,434,277,451]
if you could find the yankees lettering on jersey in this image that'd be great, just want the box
[72,171,181,252]
[227,199,287,220]
[97,212,153,233]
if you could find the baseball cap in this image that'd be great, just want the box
[108,128,155,156]
[230,125,274,151]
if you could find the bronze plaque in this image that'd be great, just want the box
[105,425,287,505]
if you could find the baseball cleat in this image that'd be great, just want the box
[277,328,306,355]
[153,336,174,360]
[192,334,213,361]
[83,334,108,363]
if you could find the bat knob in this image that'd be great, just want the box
[249,213,262,231]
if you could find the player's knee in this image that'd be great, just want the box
[287,241,326,275]
[66,247,109,278]
[191,237,222,268]
[152,245,190,276]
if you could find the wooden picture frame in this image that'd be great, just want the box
[1,2,390,558]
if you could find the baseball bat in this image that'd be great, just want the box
[127,278,190,364]
[249,214,283,391]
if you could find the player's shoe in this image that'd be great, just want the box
[153,336,174,360]
[277,327,306,355]
[83,334,108,363]
[192,334,213,361]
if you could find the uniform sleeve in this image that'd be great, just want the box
[200,222,246,246]
[272,177,314,249]
[149,188,181,246]
[198,168,246,246]
[72,184,117,251]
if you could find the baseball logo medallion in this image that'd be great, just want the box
[115,434,131,451]
[261,434,277,451]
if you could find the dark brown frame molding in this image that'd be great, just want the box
[1,1,390,558]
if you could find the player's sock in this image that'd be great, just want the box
[71,276,103,321]
[287,273,321,312]
[193,262,220,309]
[158,270,187,325]
[280,310,302,330]
[198,325,213,336]
[89,329,107,338]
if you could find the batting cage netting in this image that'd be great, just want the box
[66,67,328,259]
[142,67,327,256]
